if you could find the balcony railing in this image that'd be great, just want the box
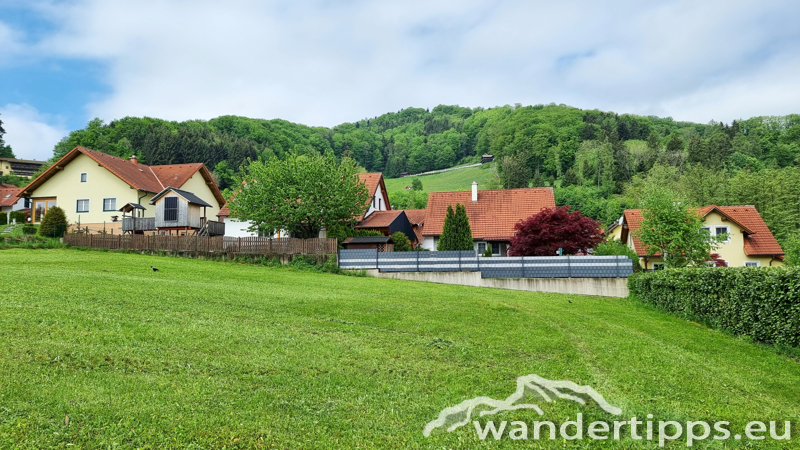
[122,216,156,232]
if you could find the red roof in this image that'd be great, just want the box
[357,172,390,221]
[423,188,556,240]
[623,205,783,257]
[217,205,230,217]
[355,210,404,228]
[403,209,427,226]
[0,187,22,207]
[21,147,225,207]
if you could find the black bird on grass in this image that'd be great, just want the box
[151,266,159,272]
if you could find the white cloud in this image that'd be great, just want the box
[8,0,800,127]
[0,104,68,161]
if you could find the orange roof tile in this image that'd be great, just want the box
[217,205,230,217]
[423,188,556,240]
[623,206,783,257]
[0,187,22,207]
[717,205,784,256]
[356,210,404,228]
[403,209,427,226]
[21,147,225,207]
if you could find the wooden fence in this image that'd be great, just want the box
[63,234,338,255]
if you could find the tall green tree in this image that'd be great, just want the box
[499,154,530,189]
[229,151,369,239]
[437,203,473,251]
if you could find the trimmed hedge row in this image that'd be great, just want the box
[629,267,800,348]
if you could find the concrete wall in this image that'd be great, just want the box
[365,269,629,298]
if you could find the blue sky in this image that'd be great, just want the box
[2,0,800,161]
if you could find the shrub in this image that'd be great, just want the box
[594,239,641,272]
[391,231,412,252]
[0,214,6,226]
[9,210,26,224]
[22,225,37,235]
[38,206,68,238]
[482,247,493,257]
[629,267,800,348]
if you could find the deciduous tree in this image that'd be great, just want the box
[229,151,369,239]
[508,206,602,256]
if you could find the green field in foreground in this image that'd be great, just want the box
[0,249,798,449]
[383,163,498,195]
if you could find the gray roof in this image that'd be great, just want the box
[149,187,213,207]
[118,202,146,212]
[344,236,392,244]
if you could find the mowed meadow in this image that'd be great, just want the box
[0,249,798,449]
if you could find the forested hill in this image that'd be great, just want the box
[49,104,800,192]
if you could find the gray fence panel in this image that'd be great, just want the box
[338,250,634,278]
[377,251,418,272]
[338,249,378,269]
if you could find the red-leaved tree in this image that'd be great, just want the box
[508,206,603,256]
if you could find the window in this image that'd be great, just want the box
[491,242,501,255]
[715,226,730,243]
[652,263,666,271]
[80,173,87,182]
[164,197,178,221]
[76,199,89,213]
[33,198,57,223]
[744,261,760,268]
[477,242,487,255]
[103,198,117,212]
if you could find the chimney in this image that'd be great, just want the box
[471,181,478,202]
[130,155,138,164]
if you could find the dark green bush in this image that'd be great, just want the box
[22,225,37,235]
[38,206,68,238]
[629,267,800,348]
[0,214,6,226]
[9,210,26,224]
[391,231,412,252]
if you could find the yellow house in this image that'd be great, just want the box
[0,157,45,178]
[20,146,225,233]
[608,205,784,270]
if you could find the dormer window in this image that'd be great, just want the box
[80,173,87,182]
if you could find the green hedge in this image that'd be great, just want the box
[629,267,800,348]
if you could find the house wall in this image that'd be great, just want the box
[27,153,149,233]
[421,236,437,251]
[178,173,222,218]
[364,183,388,218]
[222,218,259,237]
[631,211,784,268]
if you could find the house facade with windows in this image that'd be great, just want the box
[609,205,784,269]
[0,157,45,178]
[419,183,556,255]
[20,146,224,233]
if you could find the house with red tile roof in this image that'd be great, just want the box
[419,182,556,255]
[20,146,224,234]
[1,186,28,223]
[608,205,784,269]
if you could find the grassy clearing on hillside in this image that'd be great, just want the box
[0,249,798,449]
[384,163,498,195]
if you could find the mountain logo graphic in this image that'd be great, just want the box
[423,374,622,437]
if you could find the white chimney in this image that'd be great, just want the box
[471,181,478,202]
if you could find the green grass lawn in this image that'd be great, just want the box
[1,249,798,448]
[384,163,498,195]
